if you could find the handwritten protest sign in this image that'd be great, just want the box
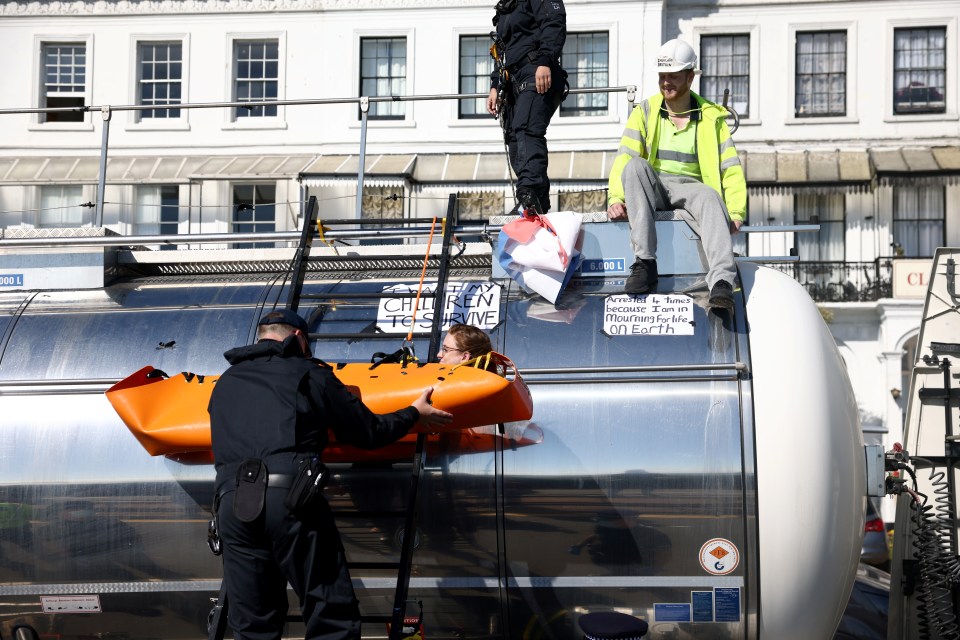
[377,282,501,333]
[603,294,695,336]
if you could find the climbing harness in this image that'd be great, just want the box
[370,347,418,369]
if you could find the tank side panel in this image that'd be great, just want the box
[0,274,764,639]
[501,290,751,638]
[0,280,271,638]
[0,282,272,381]
[0,393,219,637]
[741,263,864,640]
[0,291,33,365]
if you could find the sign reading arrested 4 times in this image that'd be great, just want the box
[377,282,501,333]
[603,294,695,336]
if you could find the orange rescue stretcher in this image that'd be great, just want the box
[105,352,534,462]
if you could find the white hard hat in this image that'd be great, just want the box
[656,39,699,73]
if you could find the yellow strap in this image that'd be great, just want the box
[316,214,337,253]
[452,352,508,378]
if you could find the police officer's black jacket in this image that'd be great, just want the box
[492,0,566,87]
[209,336,418,486]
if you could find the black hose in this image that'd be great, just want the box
[908,470,960,639]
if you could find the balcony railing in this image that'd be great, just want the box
[769,259,895,302]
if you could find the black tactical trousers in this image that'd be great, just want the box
[219,488,360,640]
[506,63,564,211]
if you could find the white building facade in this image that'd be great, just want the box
[1,0,958,520]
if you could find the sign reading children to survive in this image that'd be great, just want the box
[377,282,501,333]
[603,294,695,336]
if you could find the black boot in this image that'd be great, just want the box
[511,190,543,218]
[708,280,735,311]
[625,259,658,295]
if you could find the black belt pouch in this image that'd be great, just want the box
[284,457,329,515]
[233,458,268,522]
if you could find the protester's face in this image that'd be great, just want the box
[438,334,470,364]
[658,70,694,102]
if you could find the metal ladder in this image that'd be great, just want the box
[208,194,461,640]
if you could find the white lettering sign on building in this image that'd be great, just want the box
[377,282,501,333]
[603,294,695,336]
[892,259,933,299]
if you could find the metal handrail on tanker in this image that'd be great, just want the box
[0,222,819,264]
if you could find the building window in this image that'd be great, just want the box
[459,36,495,119]
[135,185,179,246]
[361,185,404,220]
[360,185,404,244]
[232,184,276,248]
[795,193,845,260]
[893,185,944,257]
[560,32,609,117]
[360,37,407,120]
[795,31,846,117]
[39,185,86,228]
[558,188,606,213]
[138,42,182,119]
[457,191,504,220]
[41,43,86,123]
[700,34,750,118]
[234,40,278,118]
[894,27,946,115]
[795,193,845,299]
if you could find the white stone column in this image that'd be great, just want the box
[878,349,906,453]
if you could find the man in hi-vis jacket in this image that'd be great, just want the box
[607,39,746,310]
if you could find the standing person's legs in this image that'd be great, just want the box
[660,175,737,290]
[219,490,289,640]
[507,65,556,213]
[272,498,361,640]
[532,68,565,210]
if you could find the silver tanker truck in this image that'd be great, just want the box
[0,214,866,640]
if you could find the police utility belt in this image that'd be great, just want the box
[230,456,329,522]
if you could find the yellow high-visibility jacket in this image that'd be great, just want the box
[607,92,747,222]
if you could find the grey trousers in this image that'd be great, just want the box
[622,156,737,289]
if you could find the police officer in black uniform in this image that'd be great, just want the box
[487,0,567,216]
[209,309,452,640]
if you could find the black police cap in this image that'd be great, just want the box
[258,309,309,334]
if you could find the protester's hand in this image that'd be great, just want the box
[535,66,551,94]
[607,202,628,221]
[487,88,498,116]
[412,387,453,429]
[730,219,743,235]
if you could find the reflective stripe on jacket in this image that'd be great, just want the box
[651,115,701,179]
[607,91,746,222]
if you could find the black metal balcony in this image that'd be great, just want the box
[767,259,894,302]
